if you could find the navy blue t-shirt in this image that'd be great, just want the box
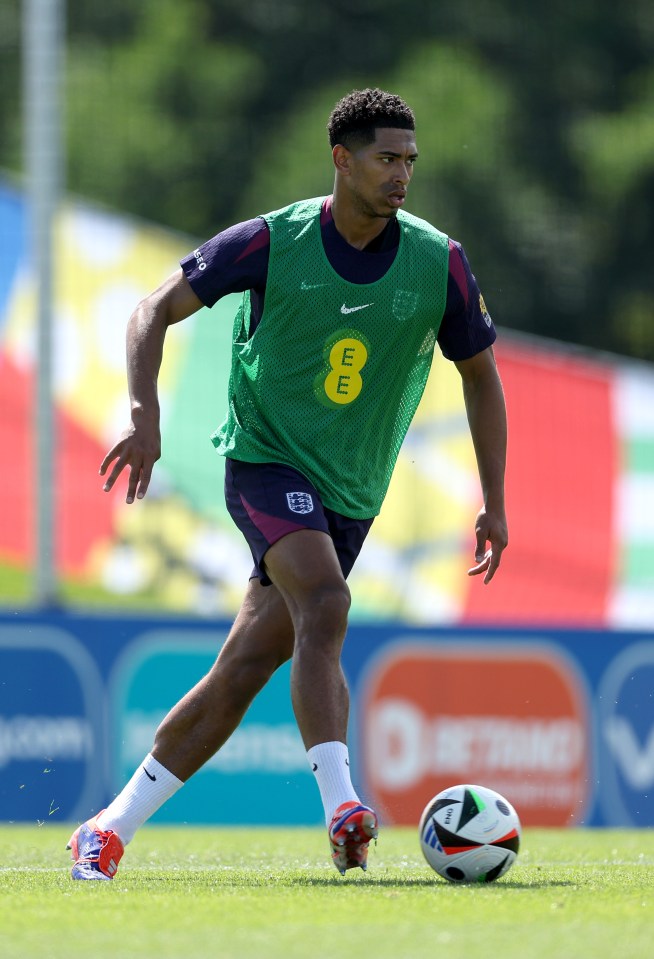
[181,197,496,362]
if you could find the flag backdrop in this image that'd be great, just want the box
[1,179,653,626]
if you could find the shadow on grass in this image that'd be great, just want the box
[137,872,578,890]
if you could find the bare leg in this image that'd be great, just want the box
[151,578,294,781]
[79,532,365,874]
[263,529,352,749]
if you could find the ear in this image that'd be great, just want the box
[332,144,352,176]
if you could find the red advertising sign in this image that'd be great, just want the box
[360,643,590,826]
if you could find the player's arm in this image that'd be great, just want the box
[455,345,508,584]
[100,269,203,503]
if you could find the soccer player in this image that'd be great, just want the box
[68,88,508,879]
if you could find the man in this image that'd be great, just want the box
[67,88,508,880]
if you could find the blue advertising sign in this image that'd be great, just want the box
[0,611,652,827]
[109,630,319,825]
[0,624,104,822]
[597,641,654,826]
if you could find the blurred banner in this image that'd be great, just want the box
[1,176,654,625]
[0,610,652,828]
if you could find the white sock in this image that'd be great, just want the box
[307,741,360,826]
[96,754,183,845]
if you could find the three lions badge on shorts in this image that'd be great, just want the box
[286,491,314,514]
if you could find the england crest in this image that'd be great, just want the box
[286,491,314,514]
[392,289,419,322]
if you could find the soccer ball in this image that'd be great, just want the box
[419,784,521,883]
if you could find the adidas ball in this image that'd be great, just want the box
[419,784,521,883]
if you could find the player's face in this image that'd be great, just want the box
[346,127,418,219]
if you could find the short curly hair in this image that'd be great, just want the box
[327,88,415,149]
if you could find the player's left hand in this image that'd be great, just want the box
[467,505,508,584]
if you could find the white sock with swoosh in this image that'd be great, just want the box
[307,741,360,826]
[96,753,183,844]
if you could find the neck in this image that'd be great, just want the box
[330,187,392,251]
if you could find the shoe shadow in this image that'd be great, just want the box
[291,876,578,889]
[144,871,577,890]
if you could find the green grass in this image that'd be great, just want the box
[0,826,652,959]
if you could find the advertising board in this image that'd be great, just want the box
[0,612,651,827]
[359,642,590,825]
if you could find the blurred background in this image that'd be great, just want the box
[1,1,653,828]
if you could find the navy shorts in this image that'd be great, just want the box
[224,458,374,587]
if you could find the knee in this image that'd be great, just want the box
[296,581,351,641]
[215,605,295,697]
[218,648,280,703]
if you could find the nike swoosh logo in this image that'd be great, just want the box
[341,303,373,314]
[143,767,157,782]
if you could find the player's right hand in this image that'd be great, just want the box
[99,423,161,504]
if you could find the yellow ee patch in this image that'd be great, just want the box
[315,331,370,407]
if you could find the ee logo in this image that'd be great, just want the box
[318,334,369,406]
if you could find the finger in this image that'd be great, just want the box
[467,549,491,577]
[474,528,489,563]
[125,464,143,504]
[101,456,128,493]
[483,542,506,584]
[99,446,122,477]
[136,458,157,501]
[483,551,501,584]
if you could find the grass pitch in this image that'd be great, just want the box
[0,825,652,959]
